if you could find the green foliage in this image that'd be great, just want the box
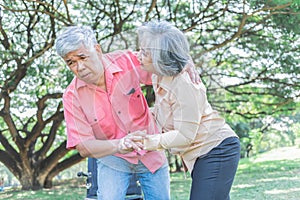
[249,0,300,34]
[1,0,300,190]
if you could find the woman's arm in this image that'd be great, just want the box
[144,77,206,150]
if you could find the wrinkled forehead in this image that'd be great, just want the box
[63,45,94,59]
[63,49,82,59]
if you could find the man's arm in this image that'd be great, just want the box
[183,60,201,84]
[76,139,120,158]
[76,135,145,158]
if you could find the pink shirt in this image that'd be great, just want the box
[63,50,166,173]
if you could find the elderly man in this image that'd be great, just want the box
[55,25,170,200]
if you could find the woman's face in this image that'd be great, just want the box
[138,47,156,73]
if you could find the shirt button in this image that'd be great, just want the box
[94,119,97,121]
[137,94,140,98]
[118,111,121,114]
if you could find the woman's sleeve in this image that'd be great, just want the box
[144,80,206,150]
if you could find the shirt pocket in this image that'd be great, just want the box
[126,87,147,121]
[111,74,147,126]
[88,107,111,140]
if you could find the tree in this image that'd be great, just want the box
[0,0,83,190]
[0,0,299,190]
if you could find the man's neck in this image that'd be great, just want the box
[96,74,107,91]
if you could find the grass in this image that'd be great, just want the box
[170,158,300,200]
[230,159,300,200]
[1,147,300,200]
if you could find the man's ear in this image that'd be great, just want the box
[94,44,102,54]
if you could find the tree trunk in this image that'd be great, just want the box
[44,179,53,189]
[0,149,83,190]
[19,174,44,191]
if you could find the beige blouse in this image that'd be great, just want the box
[144,71,238,172]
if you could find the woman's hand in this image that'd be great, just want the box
[143,134,163,151]
[117,130,147,154]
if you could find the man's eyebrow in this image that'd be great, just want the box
[65,54,88,62]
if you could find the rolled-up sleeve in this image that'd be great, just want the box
[63,87,95,149]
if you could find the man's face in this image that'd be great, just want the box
[63,45,104,86]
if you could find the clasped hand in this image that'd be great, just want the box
[118,130,148,154]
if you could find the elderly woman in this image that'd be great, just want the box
[137,21,240,200]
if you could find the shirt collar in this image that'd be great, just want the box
[75,78,89,89]
[153,74,174,91]
[103,54,123,74]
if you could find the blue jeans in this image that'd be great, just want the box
[96,155,170,200]
[190,137,240,200]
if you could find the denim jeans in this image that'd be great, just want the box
[190,137,240,200]
[96,155,170,200]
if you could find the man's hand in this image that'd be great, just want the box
[184,60,201,84]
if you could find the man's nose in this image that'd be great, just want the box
[77,60,85,71]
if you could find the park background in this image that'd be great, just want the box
[0,0,299,199]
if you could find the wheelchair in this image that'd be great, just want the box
[77,157,143,200]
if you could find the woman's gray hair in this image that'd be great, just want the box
[137,21,190,76]
[55,26,98,58]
